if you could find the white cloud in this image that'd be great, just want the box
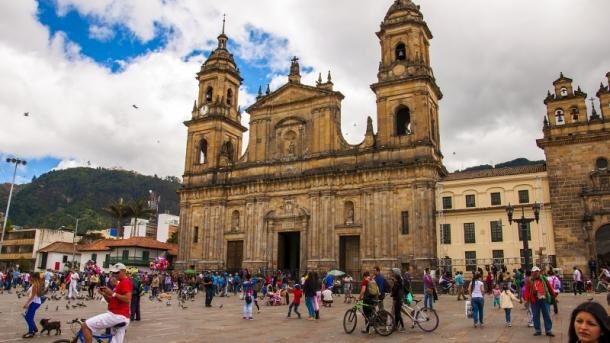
[88,24,115,41]
[0,0,609,182]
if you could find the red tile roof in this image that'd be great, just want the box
[38,242,78,254]
[442,164,546,182]
[78,237,178,255]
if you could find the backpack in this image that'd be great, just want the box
[365,279,379,299]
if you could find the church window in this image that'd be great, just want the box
[518,190,529,204]
[344,201,355,225]
[221,141,235,162]
[193,226,199,243]
[442,196,452,209]
[396,106,411,136]
[464,223,475,243]
[227,89,233,106]
[205,87,213,103]
[199,139,208,164]
[465,194,476,208]
[555,109,565,125]
[560,87,568,97]
[395,43,407,61]
[571,107,579,121]
[400,211,409,234]
[596,157,608,170]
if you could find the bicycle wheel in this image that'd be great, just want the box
[343,308,358,334]
[373,310,394,336]
[415,307,439,332]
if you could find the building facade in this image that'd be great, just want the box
[0,228,74,270]
[177,0,445,274]
[537,72,610,268]
[436,165,555,274]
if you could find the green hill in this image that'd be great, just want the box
[0,167,180,230]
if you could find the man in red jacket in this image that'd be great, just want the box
[524,266,556,337]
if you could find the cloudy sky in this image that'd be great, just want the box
[1,0,609,184]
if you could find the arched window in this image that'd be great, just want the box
[199,139,208,164]
[571,107,579,122]
[596,157,608,170]
[395,43,406,61]
[226,89,233,106]
[344,201,354,225]
[555,109,565,125]
[221,141,234,162]
[396,106,411,135]
[560,87,568,97]
[205,87,213,103]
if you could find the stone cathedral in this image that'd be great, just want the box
[176,0,446,274]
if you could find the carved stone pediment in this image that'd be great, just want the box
[248,83,340,110]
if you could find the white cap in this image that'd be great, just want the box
[109,263,127,273]
[531,266,541,272]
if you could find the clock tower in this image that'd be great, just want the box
[183,21,246,178]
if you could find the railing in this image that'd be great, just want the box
[0,253,34,260]
[108,257,151,267]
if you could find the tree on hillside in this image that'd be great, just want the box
[128,199,155,239]
[103,199,130,238]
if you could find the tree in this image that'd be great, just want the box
[103,199,130,239]
[167,230,178,244]
[128,199,155,239]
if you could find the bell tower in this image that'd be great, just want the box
[371,0,442,155]
[183,18,246,178]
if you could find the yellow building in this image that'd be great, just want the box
[436,164,555,274]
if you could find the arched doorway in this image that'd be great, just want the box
[595,224,610,266]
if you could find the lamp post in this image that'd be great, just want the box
[506,202,541,271]
[66,214,84,270]
[0,158,27,256]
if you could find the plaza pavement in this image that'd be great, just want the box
[0,289,607,343]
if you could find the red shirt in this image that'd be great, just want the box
[109,277,132,318]
[292,289,302,304]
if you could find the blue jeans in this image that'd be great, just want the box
[471,297,484,324]
[24,302,41,333]
[504,308,512,323]
[531,300,553,334]
[305,296,315,317]
[424,288,433,309]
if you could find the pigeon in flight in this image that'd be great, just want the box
[24,112,29,117]
[132,104,139,109]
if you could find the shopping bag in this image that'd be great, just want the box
[465,300,473,319]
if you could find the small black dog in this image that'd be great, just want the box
[40,318,61,335]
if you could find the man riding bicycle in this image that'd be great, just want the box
[82,263,132,343]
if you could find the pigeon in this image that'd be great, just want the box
[132,104,139,109]
[166,301,171,306]
[55,305,59,311]
[24,112,29,117]
[66,304,70,310]
[219,304,223,309]
[45,304,48,311]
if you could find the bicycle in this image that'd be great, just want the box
[343,300,394,336]
[52,318,126,343]
[400,298,439,332]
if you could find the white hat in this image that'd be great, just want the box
[531,266,541,272]
[109,263,127,273]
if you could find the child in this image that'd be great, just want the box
[321,288,333,307]
[492,284,501,308]
[499,284,519,327]
[287,284,302,319]
[242,275,254,320]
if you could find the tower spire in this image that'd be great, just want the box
[222,14,226,34]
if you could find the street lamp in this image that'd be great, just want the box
[0,158,27,256]
[66,214,85,270]
[506,202,541,271]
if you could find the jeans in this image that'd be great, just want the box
[243,302,252,318]
[504,308,512,323]
[288,302,301,317]
[205,289,213,306]
[305,296,314,317]
[424,288,434,309]
[130,296,141,320]
[531,300,553,334]
[24,302,41,333]
[471,297,484,324]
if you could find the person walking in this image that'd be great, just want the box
[202,272,214,307]
[130,273,142,321]
[68,270,80,300]
[390,272,405,332]
[546,269,561,314]
[455,271,467,300]
[287,284,302,319]
[150,274,160,299]
[573,266,584,295]
[500,283,520,327]
[242,274,254,320]
[588,257,598,280]
[21,272,42,338]
[469,272,485,328]
[303,272,316,320]
[423,268,435,309]
[524,266,557,337]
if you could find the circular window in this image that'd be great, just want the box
[596,157,608,170]
[560,88,568,97]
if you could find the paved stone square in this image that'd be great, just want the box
[0,290,607,342]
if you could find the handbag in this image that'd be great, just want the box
[465,300,473,318]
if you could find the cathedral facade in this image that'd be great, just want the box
[176,0,445,274]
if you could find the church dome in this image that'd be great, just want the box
[384,0,422,21]
[199,32,241,80]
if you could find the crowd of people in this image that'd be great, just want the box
[1,263,609,342]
